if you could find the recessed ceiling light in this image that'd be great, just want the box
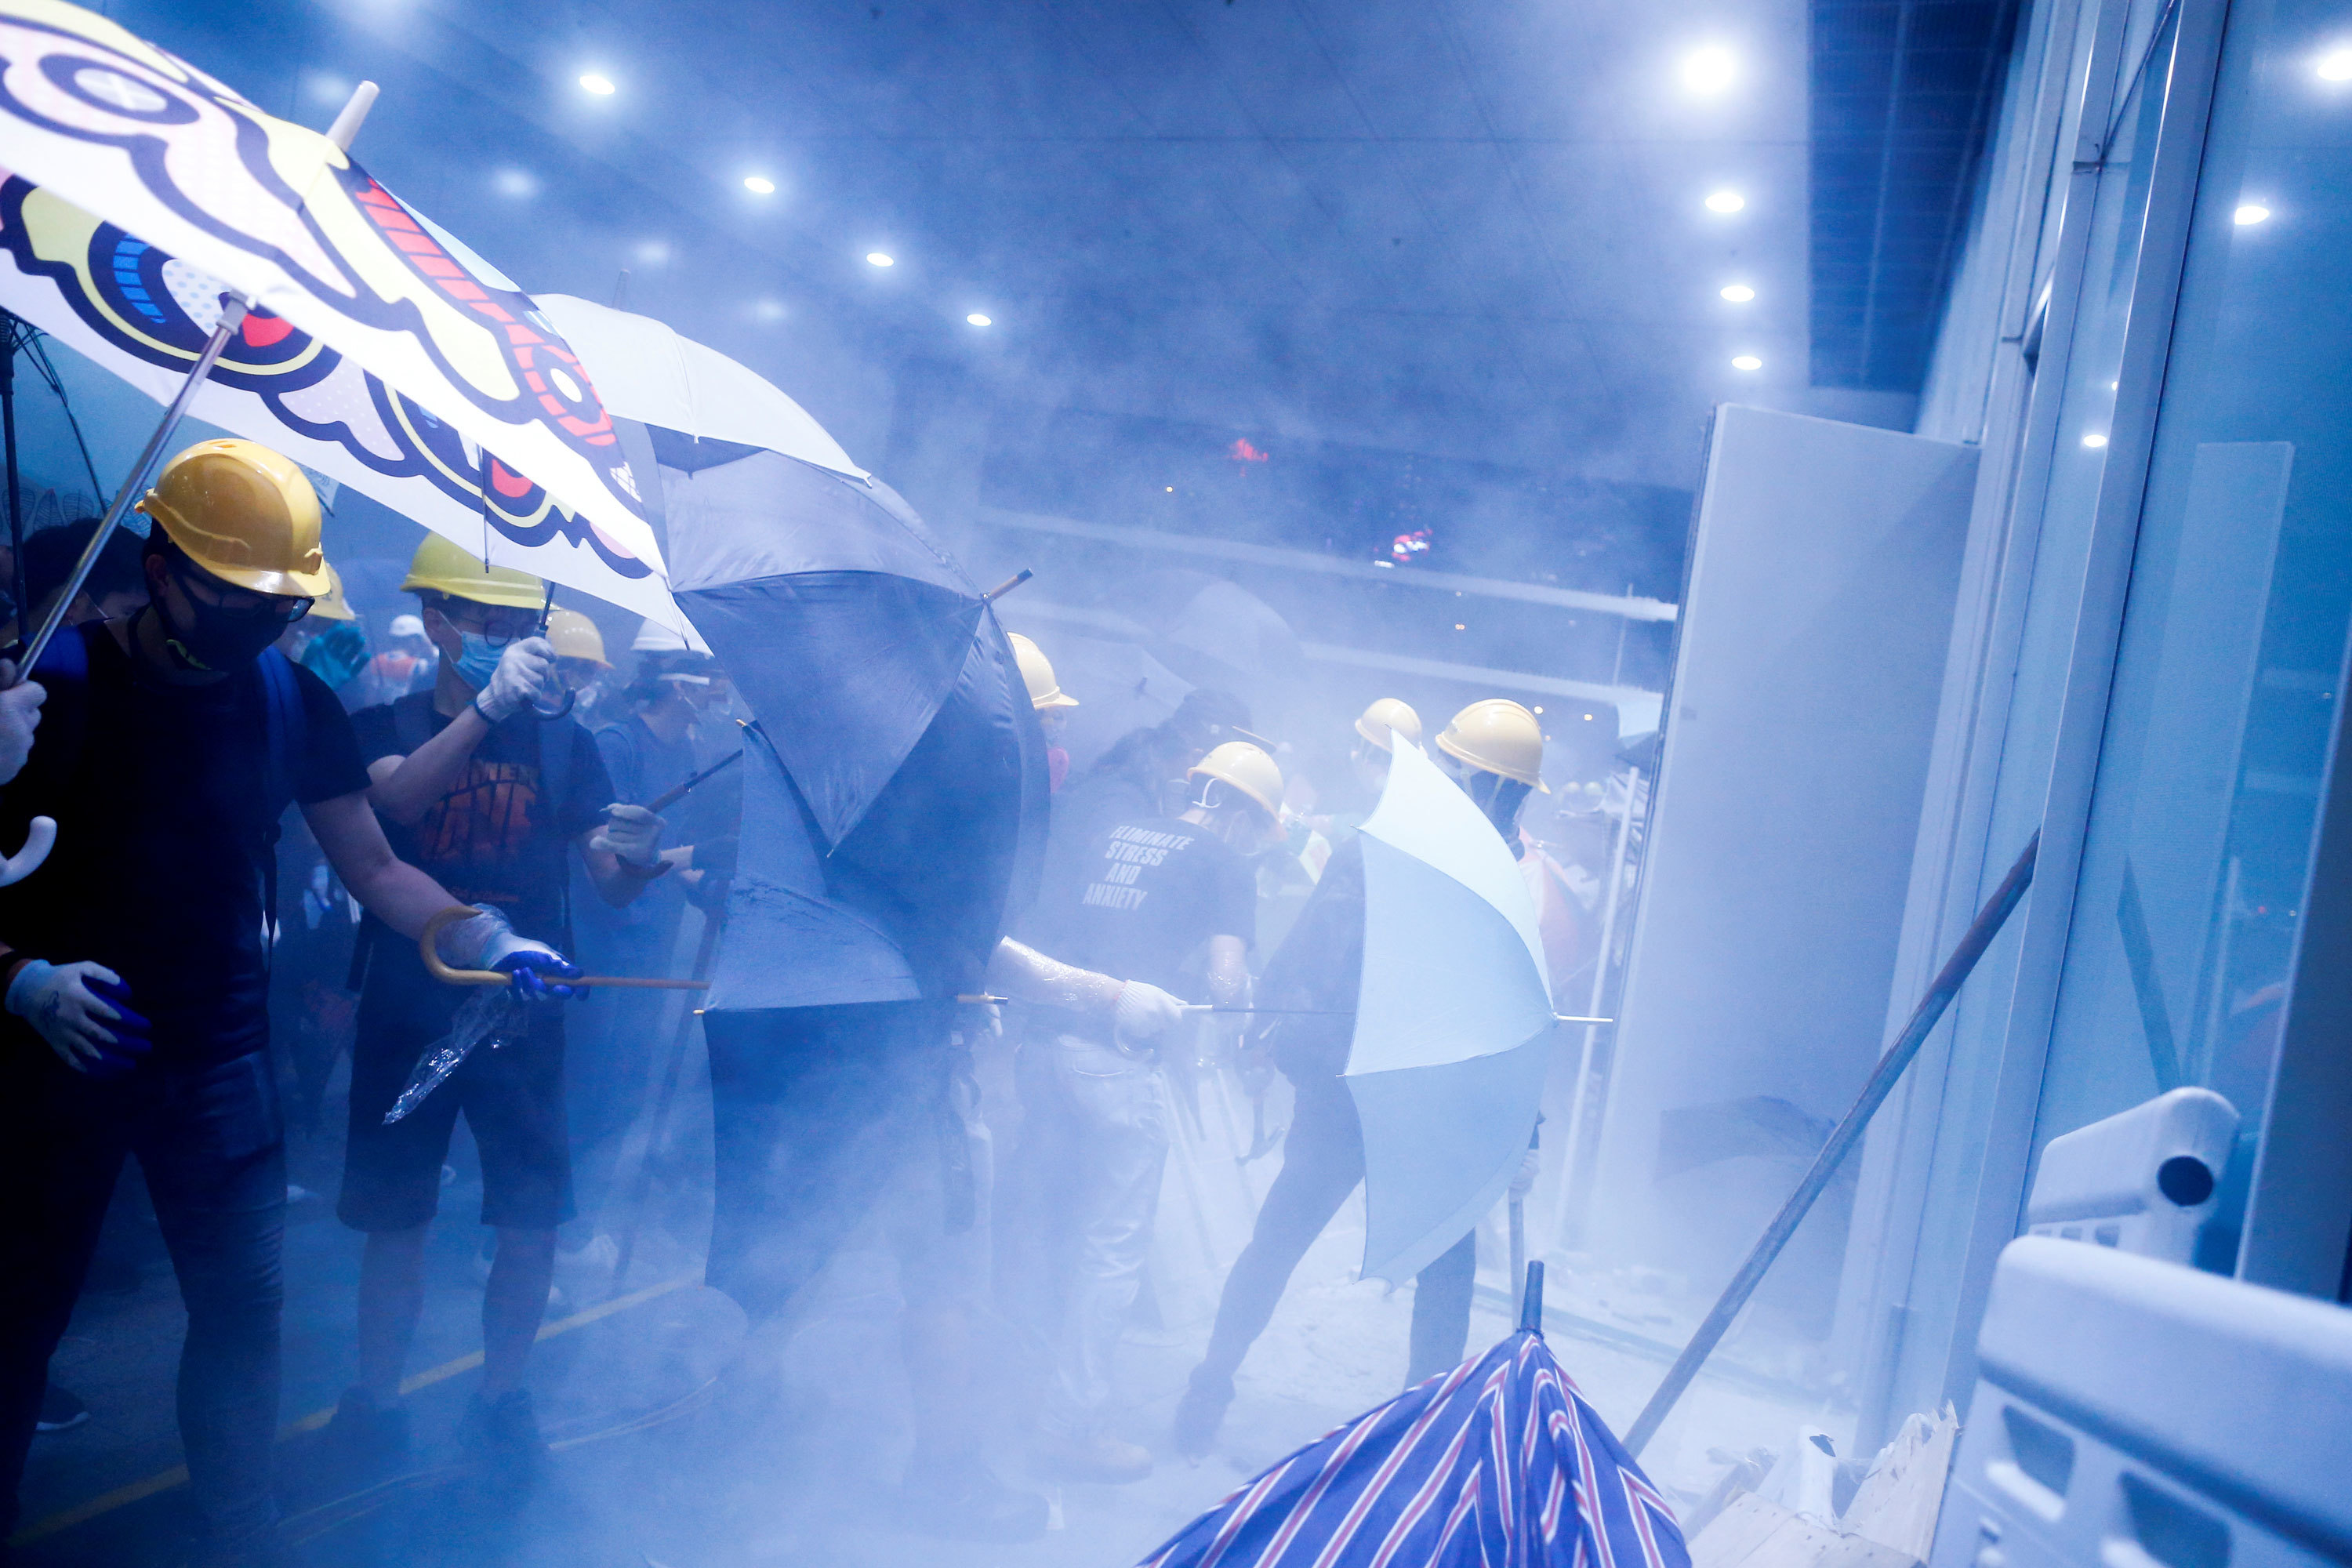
[2234,203,2270,225]
[1682,47,1737,94]
[492,167,535,198]
[579,73,615,96]
[2317,47,2352,81]
[1705,190,1746,214]
[966,313,992,327]
[1720,283,1756,302]
[1731,354,1762,371]
[1533,706,1544,715]
[2082,432,2110,448]
[634,239,670,266]
[866,252,895,267]
[742,175,775,194]
[752,299,786,322]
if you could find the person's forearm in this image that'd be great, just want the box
[987,938,1121,1013]
[343,851,470,943]
[368,706,491,824]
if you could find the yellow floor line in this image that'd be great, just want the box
[11,1276,692,1546]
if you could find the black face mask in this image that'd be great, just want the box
[152,592,302,673]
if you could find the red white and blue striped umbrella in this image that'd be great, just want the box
[1141,1308,1689,1568]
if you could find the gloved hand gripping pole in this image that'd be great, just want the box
[418,906,1008,1003]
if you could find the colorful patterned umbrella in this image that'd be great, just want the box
[0,0,673,622]
[1142,1295,1691,1568]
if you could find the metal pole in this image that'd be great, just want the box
[1621,831,2038,1456]
[608,909,727,1295]
[3,314,24,639]
[9,297,249,680]
[1555,760,1639,1247]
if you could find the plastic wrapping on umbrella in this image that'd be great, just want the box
[383,986,520,1125]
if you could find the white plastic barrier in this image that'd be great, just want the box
[1928,1237,2352,1568]
[2024,1088,2238,1263]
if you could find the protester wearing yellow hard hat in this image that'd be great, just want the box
[1185,739,1284,847]
[0,436,574,1549]
[1010,631,1078,791]
[1435,698,1548,793]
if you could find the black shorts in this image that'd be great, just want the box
[339,945,572,1232]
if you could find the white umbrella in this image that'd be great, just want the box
[1349,739,1556,1283]
[0,0,673,630]
[532,294,864,481]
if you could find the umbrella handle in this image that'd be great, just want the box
[417,905,709,989]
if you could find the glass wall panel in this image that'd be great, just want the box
[2034,0,2352,1255]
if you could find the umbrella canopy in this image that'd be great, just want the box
[662,448,1051,1003]
[1351,739,1556,1283]
[1140,1328,1690,1568]
[532,294,864,481]
[0,2,675,622]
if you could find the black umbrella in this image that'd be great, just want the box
[658,442,1050,993]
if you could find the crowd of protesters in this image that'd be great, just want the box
[0,438,1602,1564]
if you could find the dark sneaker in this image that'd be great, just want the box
[459,1388,546,1484]
[1033,1427,1153,1483]
[35,1384,89,1434]
[902,1451,1049,1542]
[1172,1366,1233,1459]
[322,1386,409,1470]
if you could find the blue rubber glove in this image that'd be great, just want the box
[491,947,591,1003]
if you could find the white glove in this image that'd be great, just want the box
[7,958,151,1073]
[1112,980,1186,1046]
[590,803,665,866]
[1510,1147,1541,1200]
[431,904,583,999]
[474,637,556,722]
[0,663,43,786]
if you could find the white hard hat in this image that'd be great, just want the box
[389,613,426,640]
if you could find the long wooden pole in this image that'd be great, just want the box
[1622,831,2039,1457]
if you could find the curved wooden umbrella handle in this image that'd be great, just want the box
[420,905,510,986]
[416,905,713,990]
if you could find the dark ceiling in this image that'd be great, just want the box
[1808,0,2023,391]
[76,0,2009,609]
[114,0,1817,498]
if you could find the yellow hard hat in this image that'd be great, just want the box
[546,608,609,667]
[1008,632,1078,711]
[1188,740,1284,819]
[1436,699,1550,792]
[399,532,546,609]
[1354,697,1421,753]
[136,438,331,597]
[308,562,358,621]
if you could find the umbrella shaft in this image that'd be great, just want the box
[15,297,249,677]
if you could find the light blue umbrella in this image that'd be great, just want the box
[1349,740,1557,1283]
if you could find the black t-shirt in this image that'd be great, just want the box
[1027,815,1256,1000]
[349,695,612,946]
[0,621,371,1065]
[1257,833,1366,1082]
